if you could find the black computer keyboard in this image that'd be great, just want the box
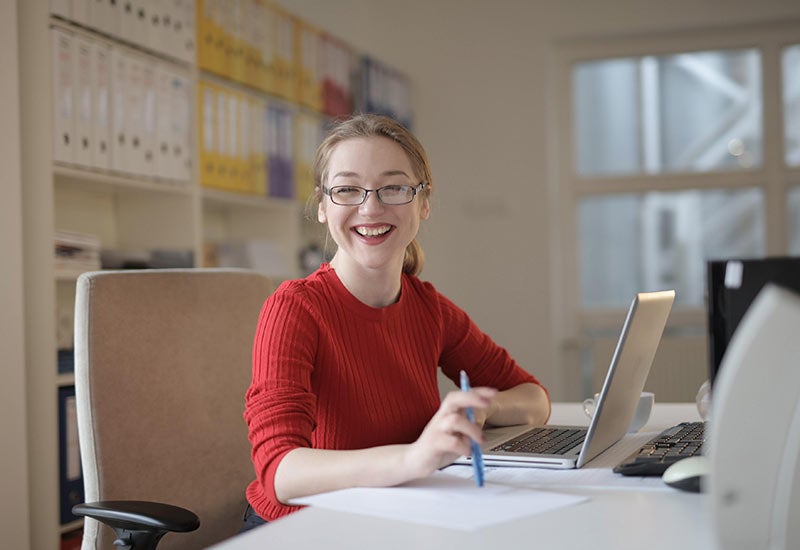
[613,421,706,476]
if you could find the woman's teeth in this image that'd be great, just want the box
[355,225,391,237]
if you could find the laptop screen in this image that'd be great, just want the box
[706,256,800,386]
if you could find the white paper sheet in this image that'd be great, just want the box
[443,430,672,491]
[292,471,588,531]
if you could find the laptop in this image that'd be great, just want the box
[460,289,675,469]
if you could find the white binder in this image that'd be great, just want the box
[89,0,118,38]
[145,0,163,53]
[110,46,130,174]
[154,63,173,180]
[51,27,76,165]
[118,0,140,46]
[73,34,93,168]
[171,69,192,182]
[91,38,112,171]
[125,52,146,176]
[140,57,157,178]
[174,0,196,64]
[50,0,71,19]
[70,0,91,27]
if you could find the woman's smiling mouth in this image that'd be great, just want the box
[354,225,393,237]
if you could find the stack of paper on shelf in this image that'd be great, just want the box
[54,230,101,278]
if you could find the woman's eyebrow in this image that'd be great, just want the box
[331,170,411,180]
[331,171,360,180]
[380,170,411,178]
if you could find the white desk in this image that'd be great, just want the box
[213,403,712,550]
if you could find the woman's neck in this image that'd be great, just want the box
[329,256,403,308]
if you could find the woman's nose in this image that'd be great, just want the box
[359,190,385,212]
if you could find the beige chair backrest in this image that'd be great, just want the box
[74,269,272,549]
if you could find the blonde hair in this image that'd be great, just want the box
[312,114,433,276]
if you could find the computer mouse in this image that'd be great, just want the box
[662,456,709,493]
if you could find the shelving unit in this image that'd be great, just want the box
[19,2,412,547]
[19,3,296,548]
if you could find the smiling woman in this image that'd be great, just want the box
[241,114,551,530]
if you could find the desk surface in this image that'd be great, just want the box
[213,403,712,550]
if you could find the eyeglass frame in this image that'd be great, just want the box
[321,182,428,206]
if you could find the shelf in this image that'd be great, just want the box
[202,187,300,211]
[54,164,193,198]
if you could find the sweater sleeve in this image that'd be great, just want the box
[244,283,318,519]
[436,292,544,393]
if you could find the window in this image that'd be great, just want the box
[554,26,800,400]
[575,49,762,177]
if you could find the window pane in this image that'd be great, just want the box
[574,49,762,176]
[579,189,765,308]
[790,187,800,255]
[783,45,800,166]
[574,59,641,176]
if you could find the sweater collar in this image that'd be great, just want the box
[318,263,406,321]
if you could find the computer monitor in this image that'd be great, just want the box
[706,256,800,386]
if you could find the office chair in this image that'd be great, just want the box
[72,268,273,549]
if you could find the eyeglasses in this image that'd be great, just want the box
[322,183,427,206]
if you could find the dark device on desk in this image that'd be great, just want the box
[706,257,800,387]
[614,256,800,477]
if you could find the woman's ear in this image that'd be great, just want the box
[317,202,327,223]
[420,197,431,220]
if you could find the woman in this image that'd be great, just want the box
[242,114,550,528]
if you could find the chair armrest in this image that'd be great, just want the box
[73,500,199,550]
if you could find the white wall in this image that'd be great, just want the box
[0,0,31,547]
[277,0,800,398]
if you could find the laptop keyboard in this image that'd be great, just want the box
[613,421,706,476]
[491,427,586,455]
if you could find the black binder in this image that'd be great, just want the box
[58,385,84,524]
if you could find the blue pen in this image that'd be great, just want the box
[459,370,485,487]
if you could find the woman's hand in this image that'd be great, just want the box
[403,387,497,478]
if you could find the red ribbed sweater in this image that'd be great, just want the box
[244,263,544,521]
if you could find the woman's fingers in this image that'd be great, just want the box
[440,386,496,414]
[439,410,486,445]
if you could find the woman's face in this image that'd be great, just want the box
[318,136,430,274]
